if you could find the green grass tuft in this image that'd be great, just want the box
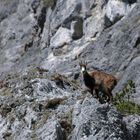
[115,100,140,115]
[114,80,140,115]
[42,0,55,7]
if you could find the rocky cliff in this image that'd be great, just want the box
[0,0,140,139]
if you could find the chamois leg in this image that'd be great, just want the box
[90,88,98,99]
[90,88,94,97]
[109,92,113,103]
[95,89,105,104]
[105,89,113,103]
[95,89,99,99]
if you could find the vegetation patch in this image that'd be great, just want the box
[59,109,73,139]
[36,110,53,129]
[114,80,140,115]
[45,97,68,109]
[42,0,56,8]
[25,67,81,91]
[0,87,12,97]
[0,105,12,117]
[51,73,81,90]
[22,66,49,80]
[72,18,83,40]
[25,69,81,91]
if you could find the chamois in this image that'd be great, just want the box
[79,62,117,102]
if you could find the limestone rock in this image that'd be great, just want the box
[0,0,140,139]
[50,27,72,49]
[70,98,128,140]
[106,0,130,23]
[123,115,140,140]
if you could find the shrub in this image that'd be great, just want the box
[114,80,140,115]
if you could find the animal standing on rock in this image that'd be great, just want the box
[79,61,117,102]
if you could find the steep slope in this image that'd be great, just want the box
[0,0,140,140]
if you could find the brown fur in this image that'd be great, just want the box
[80,63,117,102]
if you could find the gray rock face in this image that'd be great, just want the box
[0,0,140,140]
[0,0,19,22]
[123,115,140,140]
[113,57,140,105]
[0,73,76,139]
[105,0,130,23]
[80,4,140,73]
[50,0,82,30]
[0,0,38,74]
[1,74,136,140]
[50,27,72,49]
[37,118,65,140]
[70,98,128,140]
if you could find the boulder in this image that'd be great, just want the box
[123,115,140,140]
[106,0,130,23]
[70,97,129,140]
[37,119,65,140]
[50,27,72,49]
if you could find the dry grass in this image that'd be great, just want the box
[0,105,12,117]
[51,73,81,90]
[45,97,68,109]
[59,109,73,138]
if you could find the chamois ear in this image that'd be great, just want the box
[79,60,88,67]
[82,60,87,66]
[79,60,82,66]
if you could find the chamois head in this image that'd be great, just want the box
[79,61,87,74]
